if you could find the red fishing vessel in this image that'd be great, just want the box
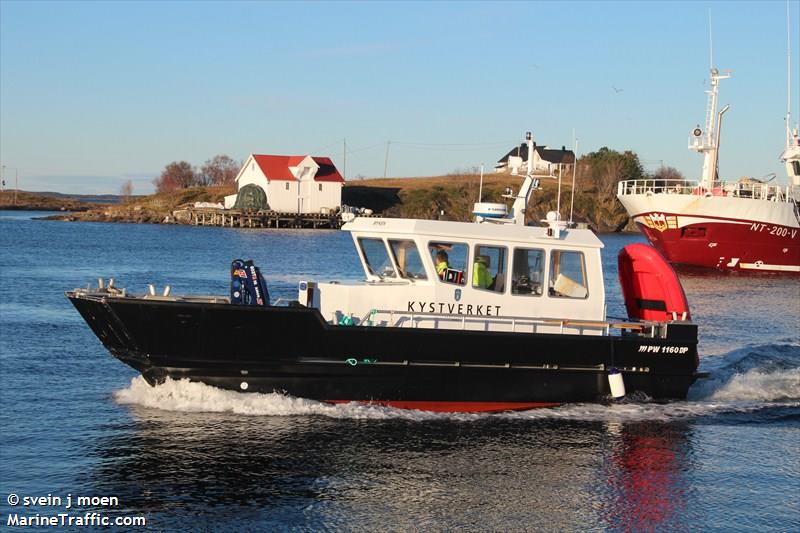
[617,67,800,274]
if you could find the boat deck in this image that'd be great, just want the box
[68,287,675,339]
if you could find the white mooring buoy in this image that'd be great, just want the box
[608,367,626,399]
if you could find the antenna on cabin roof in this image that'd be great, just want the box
[569,135,579,225]
[525,132,533,177]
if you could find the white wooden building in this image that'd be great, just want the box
[495,143,575,175]
[224,154,345,212]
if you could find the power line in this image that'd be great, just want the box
[345,142,384,154]
[317,139,517,156]
[310,139,344,154]
[391,144,511,153]
[393,140,517,148]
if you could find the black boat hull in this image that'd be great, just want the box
[67,293,701,412]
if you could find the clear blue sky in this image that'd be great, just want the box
[1,0,798,194]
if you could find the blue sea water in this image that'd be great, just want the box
[0,211,798,532]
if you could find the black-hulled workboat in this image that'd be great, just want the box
[68,133,702,413]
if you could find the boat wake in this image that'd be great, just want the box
[690,338,800,400]
[114,341,800,422]
[114,377,458,421]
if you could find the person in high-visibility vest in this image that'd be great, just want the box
[473,255,494,289]
[435,250,449,279]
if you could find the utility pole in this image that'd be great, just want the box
[478,163,484,202]
[383,140,391,179]
[343,138,347,181]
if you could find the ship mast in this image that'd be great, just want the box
[781,0,800,186]
[509,131,537,224]
[689,67,731,189]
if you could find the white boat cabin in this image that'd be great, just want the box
[299,217,607,336]
[298,133,612,336]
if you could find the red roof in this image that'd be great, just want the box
[311,156,345,183]
[251,154,344,183]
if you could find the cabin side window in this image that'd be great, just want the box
[472,245,507,293]
[511,248,545,296]
[549,250,588,298]
[389,239,427,280]
[428,241,467,285]
[358,238,396,279]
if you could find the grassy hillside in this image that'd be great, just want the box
[0,190,99,211]
[45,185,235,223]
[344,172,630,232]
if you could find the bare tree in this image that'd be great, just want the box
[153,161,196,193]
[200,155,240,186]
[652,165,685,181]
[120,179,133,203]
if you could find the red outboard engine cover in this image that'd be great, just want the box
[618,243,691,321]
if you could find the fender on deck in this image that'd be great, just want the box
[618,243,691,322]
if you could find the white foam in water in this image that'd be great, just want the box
[114,377,466,421]
[114,363,800,423]
[693,367,800,402]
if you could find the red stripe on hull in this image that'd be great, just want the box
[326,400,561,413]
[637,220,800,273]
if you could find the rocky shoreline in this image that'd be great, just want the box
[15,175,636,232]
[0,191,99,212]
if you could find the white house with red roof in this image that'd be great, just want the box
[225,154,345,213]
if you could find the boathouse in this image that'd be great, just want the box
[224,154,345,213]
[495,143,575,175]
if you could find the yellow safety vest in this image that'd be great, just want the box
[473,261,492,288]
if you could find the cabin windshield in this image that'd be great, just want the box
[511,248,545,296]
[428,241,468,285]
[549,250,588,298]
[358,238,397,279]
[389,239,427,280]
[472,245,507,293]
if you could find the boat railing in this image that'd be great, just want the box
[618,178,797,203]
[350,308,658,337]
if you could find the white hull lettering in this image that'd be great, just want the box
[749,223,798,239]
[407,301,502,317]
[638,345,689,354]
